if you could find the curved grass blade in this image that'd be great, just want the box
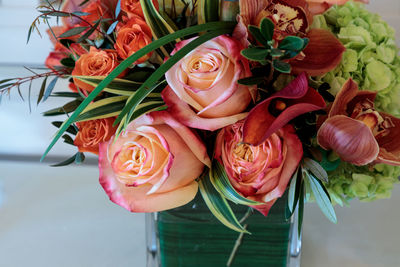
[140,0,176,56]
[40,21,235,162]
[75,96,128,122]
[209,160,262,206]
[199,172,249,233]
[117,29,234,128]
[73,76,142,96]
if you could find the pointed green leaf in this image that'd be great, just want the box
[298,181,304,238]
[73,76,142,96]
[303,158,328,183]
[199,172,249,233]
[51,153,78,167]
[77,20,100,43]
[52,121,78,135]
[305,172,337,223]
[59,26,88,38]
[237,76,264,86]
[43,76,59,102]
[37,76,48,104]
[75,96,128,122]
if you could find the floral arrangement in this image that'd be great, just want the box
[3,0,400,233]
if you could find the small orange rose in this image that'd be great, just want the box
[74,117,117,155]
[121,0,159,19]
[81,0,112,24]
[114,16,152,63]
[72,47,120,92]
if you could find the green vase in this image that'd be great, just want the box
[146,192,301,267]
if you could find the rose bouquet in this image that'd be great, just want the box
[3,0,400,265]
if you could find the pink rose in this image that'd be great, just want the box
[215,121,303,215]
[99,111,211,212]
[163,35,256,131]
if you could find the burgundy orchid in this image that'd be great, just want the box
[243,72,326,145]
[317,79,400,166]
[235,0,346,76]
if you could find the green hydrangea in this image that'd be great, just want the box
[326,162,400,206]
[312,2,400,116]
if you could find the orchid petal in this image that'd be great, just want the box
[291,29,346,76]
[243,73,325,145]
[317,115,379,166]
[375,113,400,166]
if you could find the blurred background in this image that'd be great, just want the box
[0,0,399,266]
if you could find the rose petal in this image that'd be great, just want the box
[317,115,379,166]
[291,29,346,76]
[99,142,198,212]
[162,86,248,131]
[243,73,325,145]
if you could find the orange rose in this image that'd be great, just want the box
[121,0,159,19]
[114,16,152,63]
[72,47,120,92]
[74,117,117,155]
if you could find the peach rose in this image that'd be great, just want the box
[121,0,159,19]
[114,16,153,63]
[72,47,120,92]
[163,36,256,131]
[74,117,117,155]
[215,121,303,216]
[99,111,211,212]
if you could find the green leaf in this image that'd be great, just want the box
[77,20,100,43]
[72,11,90,16]
[115,0,122,18]
[260,18,275,42]
[116,29,234,127]
[107,21,119,35]
[0,78,16,85]
[237,76,264,86]
[287,167,302,215]
[127,101,167,123]
[278,36,305,51]
[209,160,262,206]
[305,172,337,223]
[241,47,269,61]
[75,96,128,122]
[50,92,82,98]
[0,83,14,90]
[37,76,48,104]
[199,172,249,233]
[40,21,236,162]
[62,134,75,145]
[248,25,270,47]
[52,121,78,135]
[140,0,176,55]
[42,76,59,102]
[59,26,88,38]
[273,60,291,73]
[43,99,82,116]
[303,158,328,183]
[298,181,304,238]
[73,76,142,96]
[60,57,75,68]
[51,152,85,167]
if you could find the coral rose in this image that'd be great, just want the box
[121,0,159,19]
[74,117,117,155]
[99,111,211,212]
[215,121,303,216]
[72,47,120,92]
[163,36,256,131]
[114,16,153,63]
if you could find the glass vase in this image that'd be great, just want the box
[146,192,302,267]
